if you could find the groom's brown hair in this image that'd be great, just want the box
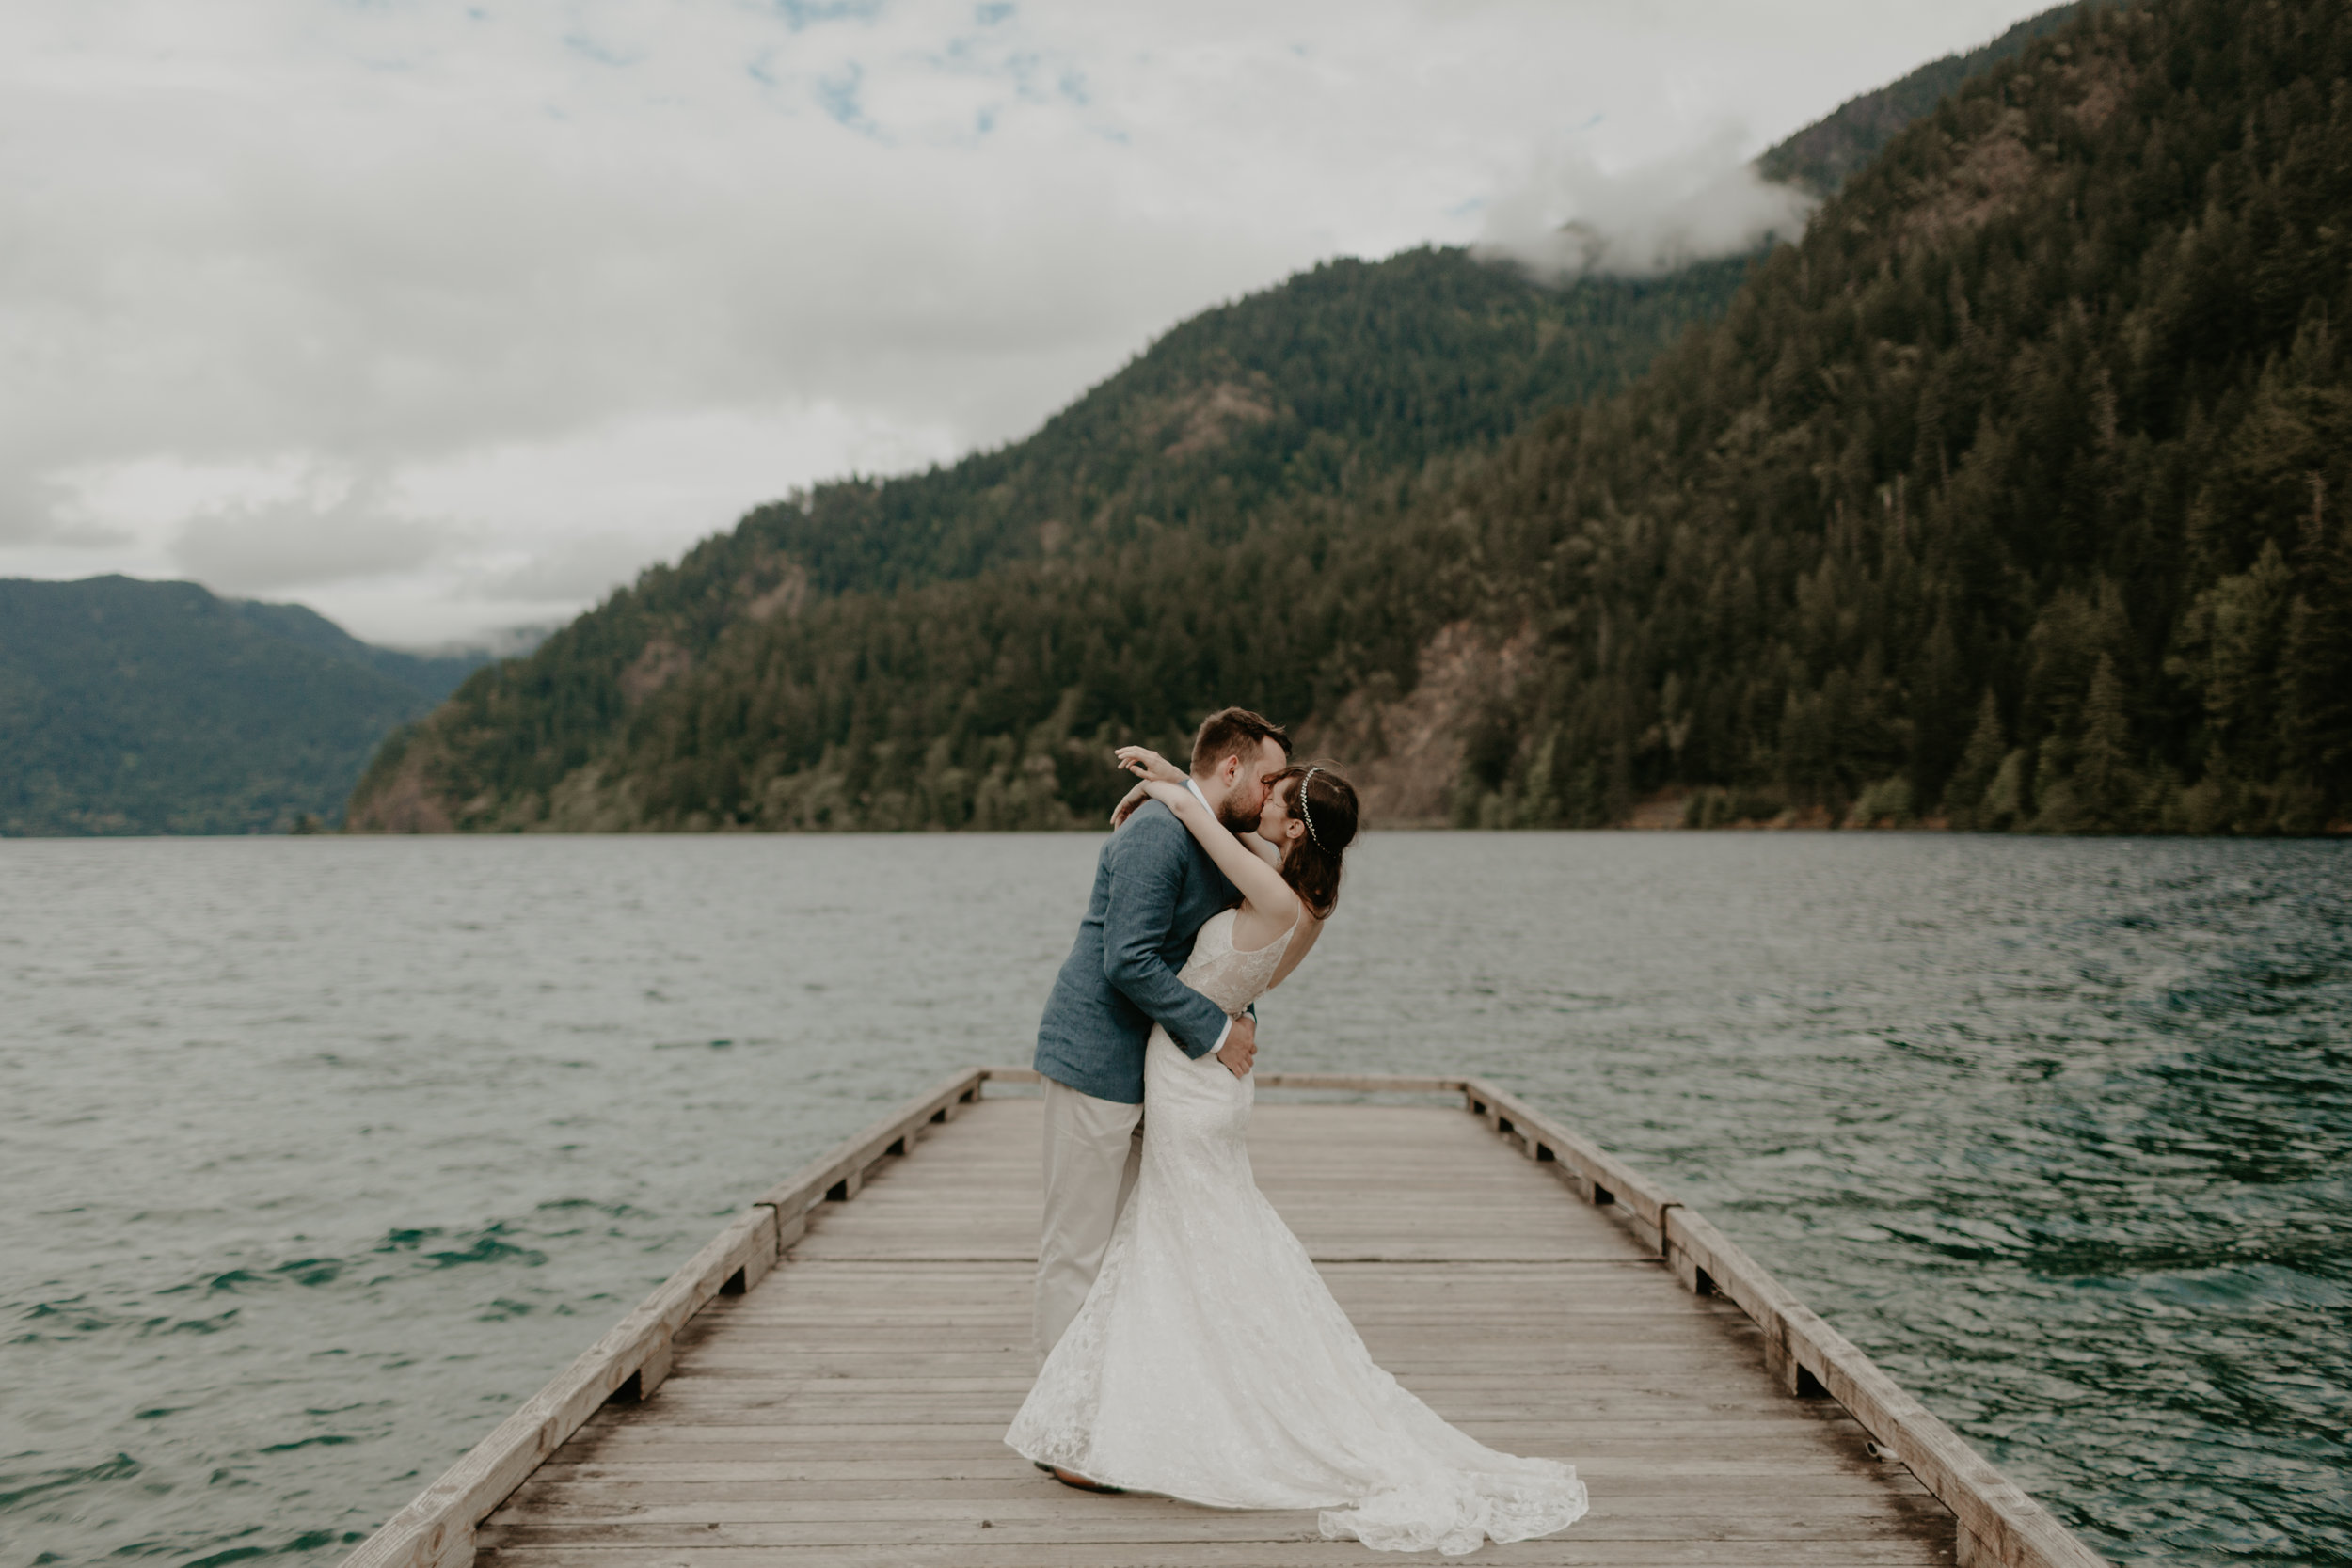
[1190,707,1293,776]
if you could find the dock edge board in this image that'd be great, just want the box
[339,1067,2110,1568]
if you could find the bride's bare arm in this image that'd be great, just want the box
[1129,776,1300,924]
[1112,745,1186,784]
[1114,746,1273,863]
[1109,748,1183,828]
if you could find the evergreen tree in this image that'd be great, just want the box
[2072,654,2137,831]
[2283,492,2352,791]
[1947,689,2010,829]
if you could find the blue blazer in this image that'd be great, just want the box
[1034,800,1240,1104]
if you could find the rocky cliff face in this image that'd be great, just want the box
[1301,624,1543,829]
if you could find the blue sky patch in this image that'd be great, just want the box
[774,0,882,34]
[817,62,882,137]
[561,30,642,69]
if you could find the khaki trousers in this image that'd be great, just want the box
[1034,1075,1144,1364]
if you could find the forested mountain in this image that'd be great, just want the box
[1429,0,2352,835]
[0,578,491,835]
[351,0,2352,838]
[348,250,1756,829]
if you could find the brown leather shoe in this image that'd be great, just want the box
[1048,1465,1125,1494]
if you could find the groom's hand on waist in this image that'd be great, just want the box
[1216,1015,1257,1078]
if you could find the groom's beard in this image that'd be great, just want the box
[1216,797,1263,834]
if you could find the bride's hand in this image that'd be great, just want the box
[1113,745,1186,784]
[1110,774,1190,827]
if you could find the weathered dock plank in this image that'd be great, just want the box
[470,1093,1951,1567]
[347,1072,2106,1568]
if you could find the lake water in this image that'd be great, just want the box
[1,833,2345,1567]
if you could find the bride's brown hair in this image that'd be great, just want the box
[1276,764,1359,918]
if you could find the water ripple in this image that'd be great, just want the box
[0,833,2344,1565]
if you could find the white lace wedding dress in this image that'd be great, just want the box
[1006,909,1589,1556]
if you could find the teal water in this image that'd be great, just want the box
[0,834,2344,1566]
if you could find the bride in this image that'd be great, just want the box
[1005,747,1589,1557]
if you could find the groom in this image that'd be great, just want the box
[1031,706,1292,1367]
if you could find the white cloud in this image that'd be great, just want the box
[1476,128,1820,279]
[0,0,2062,642]
[171,480,448,594]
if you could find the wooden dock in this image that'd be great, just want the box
[346,1070,2110,1568]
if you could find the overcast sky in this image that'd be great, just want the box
[2,0,2056,646]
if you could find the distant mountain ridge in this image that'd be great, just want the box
[223,598,495,705]
[0,577,501,835]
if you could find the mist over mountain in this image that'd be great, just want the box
[222,599,500,705]
[1475,1,2093,281]
[349,0,2346,838]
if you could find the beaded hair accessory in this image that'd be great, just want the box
[1295,766,1325,849]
